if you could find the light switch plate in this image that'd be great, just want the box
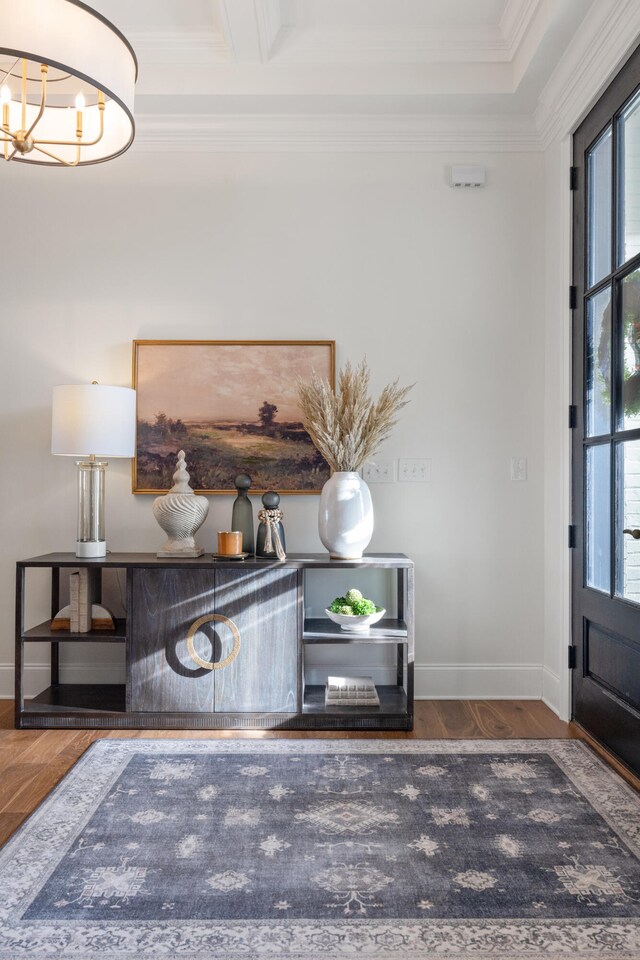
[398,459,431,482]
[362,460,396,483]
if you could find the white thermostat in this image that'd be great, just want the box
[449,164,485,187]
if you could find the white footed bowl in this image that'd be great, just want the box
[325,606,385,632]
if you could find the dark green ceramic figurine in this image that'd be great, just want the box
[231,474,254,554]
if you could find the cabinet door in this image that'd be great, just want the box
[214,567,299,712]
[129,568,216,712]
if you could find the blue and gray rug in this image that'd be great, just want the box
[0,739,639,957]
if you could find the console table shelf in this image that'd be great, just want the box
[303,685,408,716]
[28,684,127,714]
[302,618,408,642]
[22,619,128,642]
[16,552,414,731]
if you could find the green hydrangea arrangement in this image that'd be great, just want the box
[329,588,378,616]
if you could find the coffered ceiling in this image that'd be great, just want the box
[87,0,636,150]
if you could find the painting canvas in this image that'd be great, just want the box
[132,340,334,494]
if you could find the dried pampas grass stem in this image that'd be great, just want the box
[296,359,412,472]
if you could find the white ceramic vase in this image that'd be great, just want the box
[153,450,209,558]
[318,471,374,560]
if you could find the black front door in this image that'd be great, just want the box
[572,46,640,774]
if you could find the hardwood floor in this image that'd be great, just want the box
[0,699,637,849]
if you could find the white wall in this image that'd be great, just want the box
[1,147,546,699]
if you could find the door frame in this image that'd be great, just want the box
[569,47,640,754]
[546,35,640,724]
[557,133,574,723]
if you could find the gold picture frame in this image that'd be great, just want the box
[132,340,335,495]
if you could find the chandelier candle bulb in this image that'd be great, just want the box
[1,84,10,129]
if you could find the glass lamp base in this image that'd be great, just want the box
[76,459,108,560]
[76,540,107,558]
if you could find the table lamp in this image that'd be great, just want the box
[51,382,136,557]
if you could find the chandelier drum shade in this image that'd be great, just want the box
[0,0,136,166]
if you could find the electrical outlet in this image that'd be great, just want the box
[510,457,528,481]
[362,459,396,483]
[398,459,431,482]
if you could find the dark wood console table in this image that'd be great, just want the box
[15,553,414,730]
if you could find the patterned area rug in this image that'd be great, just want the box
[1,740,640,958]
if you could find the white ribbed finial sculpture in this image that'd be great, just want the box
[152,450,209,557]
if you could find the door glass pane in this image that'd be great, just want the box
[619,88,640,266]
[620,266,640,428]
[586,285,612,436]
[618,439,640,603]
[588,126,612,287]
[586,443,611,592]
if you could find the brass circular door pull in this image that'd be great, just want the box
[186,614,241,670]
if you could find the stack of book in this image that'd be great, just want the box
[51,569,114,633]
[325,675,380,707]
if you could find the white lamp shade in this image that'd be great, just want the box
[51,384,136,457]
[0,0,136,165]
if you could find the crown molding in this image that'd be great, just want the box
[134,112,542,153]
[126,29,230,64]
[500,0,543,57]
[270,28,510,65]
[124,15,545,72]
[535,0,640,148]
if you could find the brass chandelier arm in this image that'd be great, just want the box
[36,131,104,148]
[36,99,105,149]
[21,59,26,130]
[2,121,16,161]
[24,65,48,140]
[32,144,78,167]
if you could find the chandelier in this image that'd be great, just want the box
[0,0,136,166]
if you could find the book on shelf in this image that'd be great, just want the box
[78,568,100,632]
[69,571,80,632]
[51,568,114,632]
[325,675,380,707]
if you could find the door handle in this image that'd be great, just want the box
[623,528,640,539]
[186,614,241,670]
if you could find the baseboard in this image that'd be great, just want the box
[1,661,548,703]
[414,663,543,700]
[541,666,561,716]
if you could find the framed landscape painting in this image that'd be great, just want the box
[132,340,335,495]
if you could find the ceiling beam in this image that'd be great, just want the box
[219,0,282,63]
